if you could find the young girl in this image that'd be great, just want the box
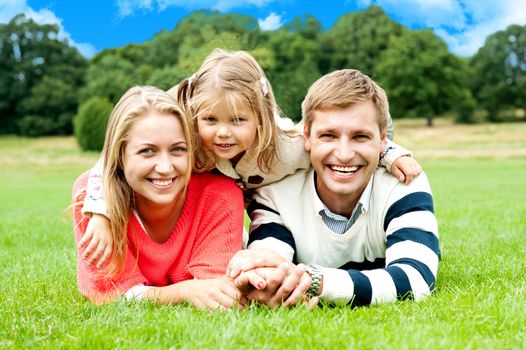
[79,49,421,267]
[73,86,244,308]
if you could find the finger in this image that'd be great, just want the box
[284,274,312,307]
[82,237,99,261]
[87,242,105,266]
[308,296,319,310]
[391,167,405,183]
[263,263,289,295]
[270,265,306,307]
[234,272,266,293]
[96,245,113,268]
[77,230,94,249]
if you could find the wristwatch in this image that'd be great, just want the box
[306,264,324,298]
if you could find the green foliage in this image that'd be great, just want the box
[377,30,474,126]
[0,13,87,135]
[74,97,114,151]
[17,76,80,136]
[147,65,188,91]
[470,24,526,121]
[79,55,139,105]
[320,5,405,76]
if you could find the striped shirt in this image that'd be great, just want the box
[247,168,440,306]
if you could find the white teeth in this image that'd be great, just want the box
[331,165,358,172]
[152,179,172,186]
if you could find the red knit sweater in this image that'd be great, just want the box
[72,171,244,303]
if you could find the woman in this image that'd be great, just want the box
[72,86,244,309]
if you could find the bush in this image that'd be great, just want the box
[74,97,114,151]
[17,113,73,137]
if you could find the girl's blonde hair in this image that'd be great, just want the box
[172,49,286,173]
[101,86,193,277]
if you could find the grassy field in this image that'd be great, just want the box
[1,120,525,349]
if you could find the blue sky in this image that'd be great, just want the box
[1,0,525,58]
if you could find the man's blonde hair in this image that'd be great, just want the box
[171,49,285,173]
[101,86,193,277]
[301,69,389,134]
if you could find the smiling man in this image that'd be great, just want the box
[230,69,440,307]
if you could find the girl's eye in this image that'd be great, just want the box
[205,116,217,123]
[232,117,245,124]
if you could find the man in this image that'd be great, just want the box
[228,69,440,307]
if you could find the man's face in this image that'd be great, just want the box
[304,101,386,214]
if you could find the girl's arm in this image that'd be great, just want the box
[78,158,114,267]
[380,140,422,185]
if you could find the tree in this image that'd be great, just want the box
[471,24,526,121]
[319,5,405,76]
[261,30,321,120]
[377,30,473,126]
[78,54,139,105]
[0,13,87,135]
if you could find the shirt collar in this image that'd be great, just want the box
[309,169,374,219]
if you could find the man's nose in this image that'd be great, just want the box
[335,139,355,162]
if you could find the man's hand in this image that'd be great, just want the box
[234,263,314,308]
[227,248,287,279]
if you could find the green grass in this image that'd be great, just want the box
[1,132,526,349]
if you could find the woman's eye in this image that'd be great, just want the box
[172,146,187,153]
[139,148,153,155]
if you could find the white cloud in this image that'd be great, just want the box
[258,12,282,31]
[120,0,274,15]
[0,0,97,58]
[360,0,526,56]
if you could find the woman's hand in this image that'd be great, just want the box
[182,276,245,310]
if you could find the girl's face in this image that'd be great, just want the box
[196,94,258,163]
[123,111,189,210]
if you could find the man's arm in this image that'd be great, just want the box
[320,172,440,306]
[242,173,440,307]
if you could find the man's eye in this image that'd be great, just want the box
[320,134,335,139]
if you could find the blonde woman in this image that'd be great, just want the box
[72,86,244,309]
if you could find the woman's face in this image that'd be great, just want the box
[123,111,189,209]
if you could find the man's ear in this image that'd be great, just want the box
[303,124,311,152]
[380,129,387,148]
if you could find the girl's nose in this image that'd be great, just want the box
[217,124,232,138]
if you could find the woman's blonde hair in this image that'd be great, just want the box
[101,86,193,277]
[171,49,286,173]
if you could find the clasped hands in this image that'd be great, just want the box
[226,249,319,309]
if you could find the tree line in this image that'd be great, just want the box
[1,6,525,140]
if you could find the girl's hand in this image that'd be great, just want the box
[390,156,422,185]
[77,213,113,268]
[184,277,245,310]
